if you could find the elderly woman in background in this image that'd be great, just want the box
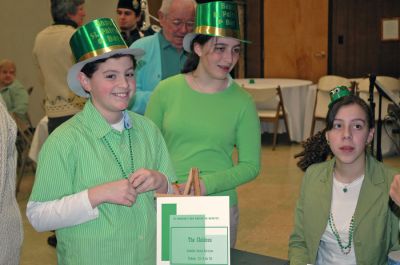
[0,59,29,124]
[0,102,23,265]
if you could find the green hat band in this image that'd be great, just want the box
[78,45,128,62]
[70,18,128,63]
[329,86,352,107]
[195,26,240,39]
[194,1,241,39]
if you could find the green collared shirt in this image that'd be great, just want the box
[30,100,176,265]
[158,30,187,79]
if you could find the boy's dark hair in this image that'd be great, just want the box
[80,54,136,78]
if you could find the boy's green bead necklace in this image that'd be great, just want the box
[103,129,134,179]
[328,212,355,255]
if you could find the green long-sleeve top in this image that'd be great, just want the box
[145,74,261,206]
[0,79,28,123]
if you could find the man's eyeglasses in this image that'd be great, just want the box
[169,18,195,29]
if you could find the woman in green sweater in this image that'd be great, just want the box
[145,1,261,247]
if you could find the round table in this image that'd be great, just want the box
[234,78,314,142]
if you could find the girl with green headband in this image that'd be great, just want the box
[289,89,400,264]
[145,1,260,247]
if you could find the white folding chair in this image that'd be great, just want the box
[310,75,351,136]
[357,76,400,119]
[245,86,290,150]
[12,113,35,193]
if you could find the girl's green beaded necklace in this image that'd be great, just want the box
[102,129,134,179]
[328,212,355,255]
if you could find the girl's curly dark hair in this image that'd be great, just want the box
[294,129,332,171]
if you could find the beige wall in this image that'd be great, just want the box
[0,1,123,125]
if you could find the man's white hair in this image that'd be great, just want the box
[159,0,197,15]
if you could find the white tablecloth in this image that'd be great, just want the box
[235,78,315,142]
[29,116,48,163]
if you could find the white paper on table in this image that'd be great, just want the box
[156,196,230,265]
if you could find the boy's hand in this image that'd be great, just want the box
[129,168,168,194]
[88,179,138,207]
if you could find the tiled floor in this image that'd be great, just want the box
[17,140,400,264]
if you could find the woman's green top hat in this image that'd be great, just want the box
[183,1,249,52]
[329,86,352,107]
[67,18,144,98]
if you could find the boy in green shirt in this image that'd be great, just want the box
[27,18,176,265]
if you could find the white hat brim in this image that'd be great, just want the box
[183,33,198,53]
[67,48,145,98]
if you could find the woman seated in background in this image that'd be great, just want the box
[145,1,261,247]
[0,59,29,124]
[289,86,400,265]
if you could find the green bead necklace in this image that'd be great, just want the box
[328,212,355,255]
[102,129,134,179]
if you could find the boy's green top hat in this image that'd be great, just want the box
[67,18,144,98]
[183,1,249,52]
[329,86,352,107]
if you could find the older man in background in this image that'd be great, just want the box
[129,0,196,114]
[32,0,86,247]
